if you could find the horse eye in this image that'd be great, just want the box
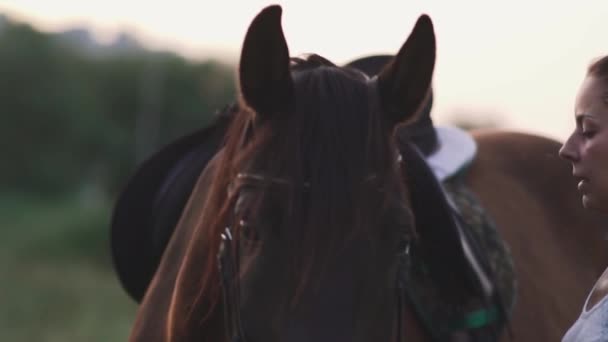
[239,219,261,242]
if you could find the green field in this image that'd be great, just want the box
[0,194,137,341]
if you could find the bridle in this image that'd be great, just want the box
[217,167,413,342]
[218,225,247,342]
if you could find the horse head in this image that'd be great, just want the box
[195,5,436,341]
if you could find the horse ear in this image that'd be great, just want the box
[377,15,436,127]
[238,5,293,119]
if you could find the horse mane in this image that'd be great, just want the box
[186,54,408,327]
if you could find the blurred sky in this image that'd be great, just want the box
[2,0,608,140]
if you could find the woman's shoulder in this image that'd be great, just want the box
[562,268,608,342]
[585,268,608,312]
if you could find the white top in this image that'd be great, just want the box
[562,268,608,342]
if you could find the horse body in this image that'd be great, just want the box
[466,130,607,341]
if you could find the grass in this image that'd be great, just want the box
[0,193,137,341]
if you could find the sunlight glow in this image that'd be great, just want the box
[2,0,608,140]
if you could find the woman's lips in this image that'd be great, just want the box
[578,178,589,193]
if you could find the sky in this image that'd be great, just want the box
[1,0,607,141]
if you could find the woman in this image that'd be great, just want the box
[559,55,608,341]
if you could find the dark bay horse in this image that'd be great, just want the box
[128,6,608,341]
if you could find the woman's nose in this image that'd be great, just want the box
[559,135,579,162]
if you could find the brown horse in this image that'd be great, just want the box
[128,6,608,342]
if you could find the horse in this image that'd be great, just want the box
[110,56,437,304]
[126,6,607,341]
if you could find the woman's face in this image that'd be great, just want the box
[560,75,608,212]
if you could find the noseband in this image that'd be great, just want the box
[217,166,412,342]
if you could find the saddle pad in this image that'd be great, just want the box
[426,125,477,181]
[404,175,516,341]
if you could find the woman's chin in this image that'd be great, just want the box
[582,194,608,213]
[582,194,592,208]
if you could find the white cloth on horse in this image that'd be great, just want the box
[425,125,477,181]
[562,268,608,342]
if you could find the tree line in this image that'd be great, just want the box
[0,17,236,197]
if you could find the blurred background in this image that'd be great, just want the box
[1,1,607,341]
